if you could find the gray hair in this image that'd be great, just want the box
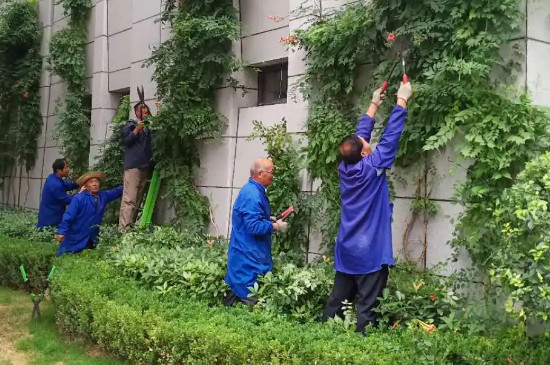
[250,158,272,177]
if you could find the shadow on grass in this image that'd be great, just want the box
[1,287,125,365]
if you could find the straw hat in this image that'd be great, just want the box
[76,171,107,186]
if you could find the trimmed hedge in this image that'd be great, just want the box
[50,253,550,365]
[0,234,57,291]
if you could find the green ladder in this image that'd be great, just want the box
[140,170,161,227]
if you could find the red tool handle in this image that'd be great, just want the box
[277,206,294,221]
[402,74,408,84]
[381,80,389,93]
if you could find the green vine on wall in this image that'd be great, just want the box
[298,0,550,321]
[249,120,309,259]
[0,0,42,181]
[148,0,240,231]
[49,0,91,177]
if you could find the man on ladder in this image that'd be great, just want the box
[119,86,154,232]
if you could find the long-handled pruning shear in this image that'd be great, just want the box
[20,265,56,319]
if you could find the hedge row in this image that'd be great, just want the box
[0,234,57,291]
[49,252,550,365]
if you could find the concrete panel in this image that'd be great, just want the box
[108,0,132,35]
[196,138,236,188]
[85,42,94,78]
[53,2,66,23]
[90,108,117,145]
[131,16,161,63]
[242,28,288,65]
[94,0,108,38]
[232,138,268,187]
[108,30,131,72]
[391,197,424,264]
[198,186,232,237]
[18,178,42,210]
[87,4,96,43]
[527,0,550,42]
[527,39,550,108]
[37,116,48,149]
[28,148,45,179]
[494,39,527,88]
[228,187,241,236]
[39,0,54,28]
[132,0,161,23]
[39,86,50,117]
[1,177,19,207]
[48,82,67,116]
[109,68,130,92]
[240,0,289,37]
[93,36,109,74]
[42,147,64,179]
[44,115,60,148]
[129,61,157,102]
[238,102,307,137]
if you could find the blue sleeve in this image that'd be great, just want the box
[367,105,408,170]
[104,186,123,204]
[53,181,73,205]
[123,122,138,147]
[57,197,79,235]
[240,197,274,236]
[356,114,375,142]
[63,180,79,191]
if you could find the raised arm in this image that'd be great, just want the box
[367,82,412,170]
[63,180,79,191]
[357,87,385,142]
[53,182,74,205]
[122,121,140,147]
[104,186,124,204]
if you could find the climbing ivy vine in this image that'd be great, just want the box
[49,0,91,177]
[249,120,309,258]
[148,0,239,231]
[297,0,550,320]
[0,0,42,180]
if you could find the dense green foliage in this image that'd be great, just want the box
[93,96,131,223]
[147,0,240,230]
[0,0,42,178]
[299,0,550,254]
[0,208,56,242]
[0,235,57,292]
[46,252,550,364]
[489,152,550,322]
[49,0,91,176]
[249,120,309,255]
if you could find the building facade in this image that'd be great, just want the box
[1,0,550,266]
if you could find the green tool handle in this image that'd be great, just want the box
[47,266,56,281]
[20,265,28,282]
[140,170,161,227]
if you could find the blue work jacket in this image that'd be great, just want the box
[56,187,123,256]
[334,105,408,275]
[37,174,79,228]
[225,178,274,298]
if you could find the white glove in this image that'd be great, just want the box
[270,216,277,223]
[371,87,386,107]
[397,82,412,103]
[276,220,288,233]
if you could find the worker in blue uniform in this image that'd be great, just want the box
[323,81,413,333]
[55,171,123,256]
[223,158,288,306]
[37,158,80,229]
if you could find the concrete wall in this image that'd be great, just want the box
[1,0,550,268]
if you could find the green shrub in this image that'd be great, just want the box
[0,209,56,242]
[51,253,550,365]
[0,234,57,291]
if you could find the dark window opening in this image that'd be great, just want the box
[257,60,288,106]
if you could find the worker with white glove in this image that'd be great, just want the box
[223,158,286,306]
[323,81,413,334]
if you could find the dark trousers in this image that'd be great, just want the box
[323,266,389,333]
[222,290,258,307]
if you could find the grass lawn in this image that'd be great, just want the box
[0,287,124,365]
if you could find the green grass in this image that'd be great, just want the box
[0,287,125,365]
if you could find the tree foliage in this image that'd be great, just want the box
[0,0,42,179]
[148,0,239,231]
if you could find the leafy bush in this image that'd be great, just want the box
[0,234,57,292]
[489,152,550,322]
[50,253,550,365]
[0,208,56,242]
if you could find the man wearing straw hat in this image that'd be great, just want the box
[55,171,123,256]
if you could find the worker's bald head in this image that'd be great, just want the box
[339,135,371,165]
[250,158,274,187]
